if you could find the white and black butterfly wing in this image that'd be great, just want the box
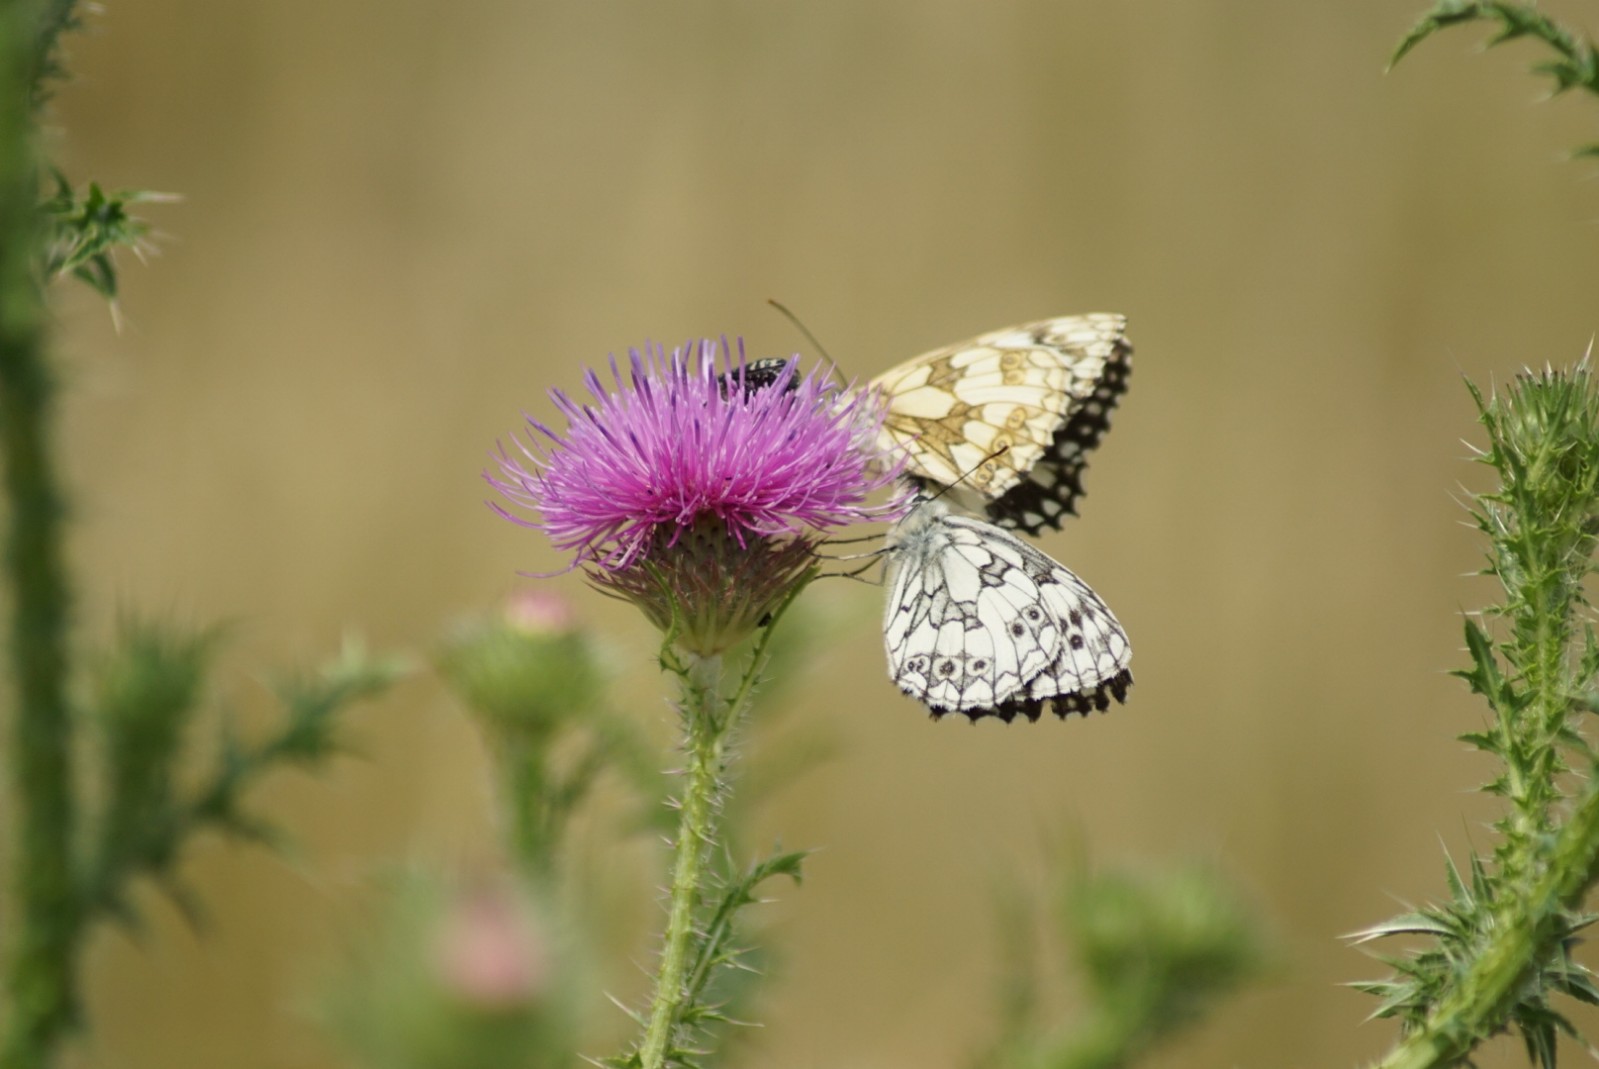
[884,498,1132,722]
[981,326,1131,534]
[870,314,1132,536]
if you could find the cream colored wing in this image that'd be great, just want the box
[868,315,1131,533]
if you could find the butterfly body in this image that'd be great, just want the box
[883,495,1132,723]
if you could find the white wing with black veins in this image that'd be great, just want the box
[883,496,1132,722]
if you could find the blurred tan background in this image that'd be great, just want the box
[39,1,1599,1067]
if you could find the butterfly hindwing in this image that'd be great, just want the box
[871,314,1132,534]
[884,496,1132,722]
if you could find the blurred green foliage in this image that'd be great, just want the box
[329,873,585,1069]
[3,10,401,1064]
[974,862,1265,1069]
[437,591,665,878]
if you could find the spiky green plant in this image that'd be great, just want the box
[1391,1,1599,157]
[1353,364,1599,1069]
[0,8,405,1068]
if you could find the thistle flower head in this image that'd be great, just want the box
[488,339,904,652]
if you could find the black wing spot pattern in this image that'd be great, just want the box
[987,336,1133,535]
[926,668,1133,724]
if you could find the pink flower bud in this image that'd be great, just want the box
[433,886,549,1012]
[502,589,576,636]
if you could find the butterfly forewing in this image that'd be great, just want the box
[870,314,1132,534]
[872,343,1076,493]
[884,497,1132,722]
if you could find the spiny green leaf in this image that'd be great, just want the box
[1346,915,1454,943]
[1467,852,1493,898]
[1550,967,1599,1006]
[38,173,175,304]
[1389,5,1599,175]
[1460,617,1512,704]
[1517,1011,1559,1069]
[1442,850,1469,902]
[616,846,807,1069]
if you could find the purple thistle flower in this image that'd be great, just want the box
[488,339,905,653]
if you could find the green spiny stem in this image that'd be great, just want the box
[1494,578,1567,864]
[1375,763,1599,1069]
[26,0,81,105]
[497,745,554,881]
[639,653,727,1069]
[0,6,79,1067]
[1481,381,1595,866]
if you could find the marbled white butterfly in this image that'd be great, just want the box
[721,314,1135,719]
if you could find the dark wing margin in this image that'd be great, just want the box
[983,334,1133,535]
[929,668,1133,723]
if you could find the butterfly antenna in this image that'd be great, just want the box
[768,298,851,386]
[839,559,884,583]
[822,531,887,546]
[819,557,885,584]
[815,547,885,562]
[919,445,1011,506]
